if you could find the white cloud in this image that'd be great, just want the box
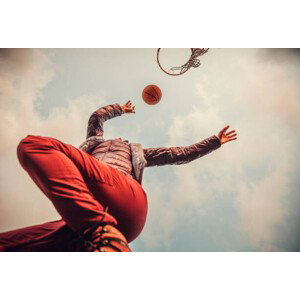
[1,49,299,251]
[141,49,300,250]
[0,49,111,231]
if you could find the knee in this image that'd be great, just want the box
[18,135,41,152]
[17,135,49,165]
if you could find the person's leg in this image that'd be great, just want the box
[0,220,76,252]
[90,168,148,243]
[17,135,117,232]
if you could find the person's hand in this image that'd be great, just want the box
[121,100,135,114]
[217,125,237,145]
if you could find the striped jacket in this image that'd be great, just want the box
[79,103,221,184]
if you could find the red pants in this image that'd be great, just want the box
[0,135,147,251]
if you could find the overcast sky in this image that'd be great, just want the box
[0,48,299,251]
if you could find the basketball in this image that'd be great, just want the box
[142,85,162,105]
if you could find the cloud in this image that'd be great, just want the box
[0,49,110,231]
[1,49,299,251]
[0,49,55,229]
[140,48,300,251]
[257,48,300,64]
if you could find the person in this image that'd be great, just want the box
[0,101,237,252]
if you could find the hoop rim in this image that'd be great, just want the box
[156,48,191,76]
[156,48,209,76]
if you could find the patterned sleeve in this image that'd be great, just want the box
[86,103,123,138]
[143,135,221,167]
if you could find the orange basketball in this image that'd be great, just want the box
[142,85,162,105]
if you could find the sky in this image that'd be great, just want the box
[0,48,300,251]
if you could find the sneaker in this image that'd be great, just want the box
[79,223,131,252]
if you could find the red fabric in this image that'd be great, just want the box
[1,135,148,250]
[0,220,75,251]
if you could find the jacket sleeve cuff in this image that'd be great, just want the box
[207,135,222,150]
[114,103,124,115]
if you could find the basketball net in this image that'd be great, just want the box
[157,48,209,76]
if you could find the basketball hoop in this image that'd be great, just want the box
[156,48,209,76]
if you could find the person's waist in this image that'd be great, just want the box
[92,154,136,180]
[103,161,133,178]
[117,168,133,177]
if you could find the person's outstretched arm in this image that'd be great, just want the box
[86,101,135,138]
[143,125,237,167]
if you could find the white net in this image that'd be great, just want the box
[157,48,209,76]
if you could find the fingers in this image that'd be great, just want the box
[220,125,230,135]
[123,101,136,113]
[217,125,238,145]
[223,125,230,134]
[223,137,237,144]
[220,127,238,138]
[227,132,237,139]
[126,100,134,108]
[123,100,136,113]
[127,101,135,113]
[226,128,237,139]
[226,130,235,135]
